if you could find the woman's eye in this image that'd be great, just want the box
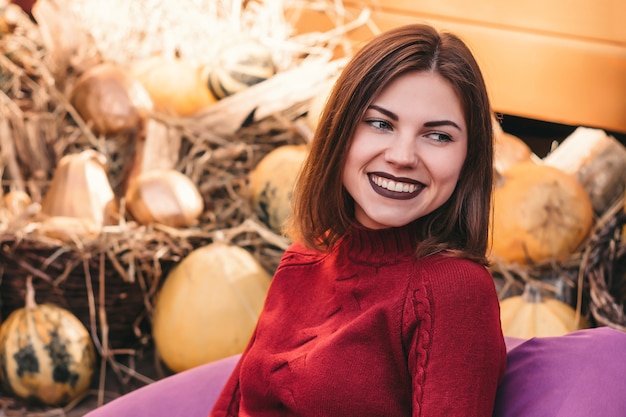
[427,132,453,143]
[366,119,392,131]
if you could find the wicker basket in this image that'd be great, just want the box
[0,112,304,348]
[582,199,626,331]
[0,238,179,349]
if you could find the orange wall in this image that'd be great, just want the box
[293,0,626,133]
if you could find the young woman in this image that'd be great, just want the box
[209,23,506,416]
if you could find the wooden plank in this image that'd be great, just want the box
[348,0,626,43]
[290,6,626,133]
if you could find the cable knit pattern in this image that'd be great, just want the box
[406,277,433,417]
[210,227,506,417]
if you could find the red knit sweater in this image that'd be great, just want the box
[210,227,506,416]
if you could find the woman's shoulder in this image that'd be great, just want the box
[408,254,502,329]
[414,254,496,297]
[277,241,328,268]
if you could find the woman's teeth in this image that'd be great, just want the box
[371,175,417,193]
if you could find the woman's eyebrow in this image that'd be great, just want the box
[423,120,462,130]
[368,104,398,121]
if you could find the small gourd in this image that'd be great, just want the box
[152,242,271,373]
[0,278,96,405]
[125,168,204,227]
[2,189,32,217]
[206,36,276,99]
[500,282,588,339]
[249,144,308,234]
[41,149,118,228]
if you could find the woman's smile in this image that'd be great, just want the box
[368,173,423,200]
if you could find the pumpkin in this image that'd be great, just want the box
[249,144,308,234]
[206,36,276,99]
[70,62,153,135]
[491,115,537,174]
[152,242,271,373]
[494,131,535,174]
[132,55,217,116]
[125,168,204,227]
[0,279,96,405]
[500,282,588,339]
[489,162,594,265]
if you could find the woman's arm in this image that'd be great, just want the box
[407,258,506,417]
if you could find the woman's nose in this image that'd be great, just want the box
[384,135,419,167]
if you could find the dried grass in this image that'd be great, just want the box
[2,1,624,414]
[0,0,376,413]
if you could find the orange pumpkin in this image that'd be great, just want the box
[132,56,217,116]
[490,162,594,265]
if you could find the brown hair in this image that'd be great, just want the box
[287,23,494,265]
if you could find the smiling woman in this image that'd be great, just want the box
[208,23,503,417]
[343,71,467,230]
[85,23,504,417]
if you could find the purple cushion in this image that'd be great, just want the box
[84,354,240,417]
[494,327,626,417]
[84,327,626,416]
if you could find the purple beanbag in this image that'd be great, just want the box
[85,327,626,416]
[495,327,626,417]
[84,354,240,417]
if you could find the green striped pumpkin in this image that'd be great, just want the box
[207,37,276,99]
[0,282,96,405]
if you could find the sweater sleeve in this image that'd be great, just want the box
[405,258,507,417]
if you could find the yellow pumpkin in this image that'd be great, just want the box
[132,56,217,116]
[249,144,309,234]
[0,280,96,405]
[490,162,594,265]
[152,242,271,373]
[500,282,588,339]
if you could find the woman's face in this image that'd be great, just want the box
[342,71,468,230]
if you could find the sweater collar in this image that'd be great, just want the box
[339,226,418,265]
